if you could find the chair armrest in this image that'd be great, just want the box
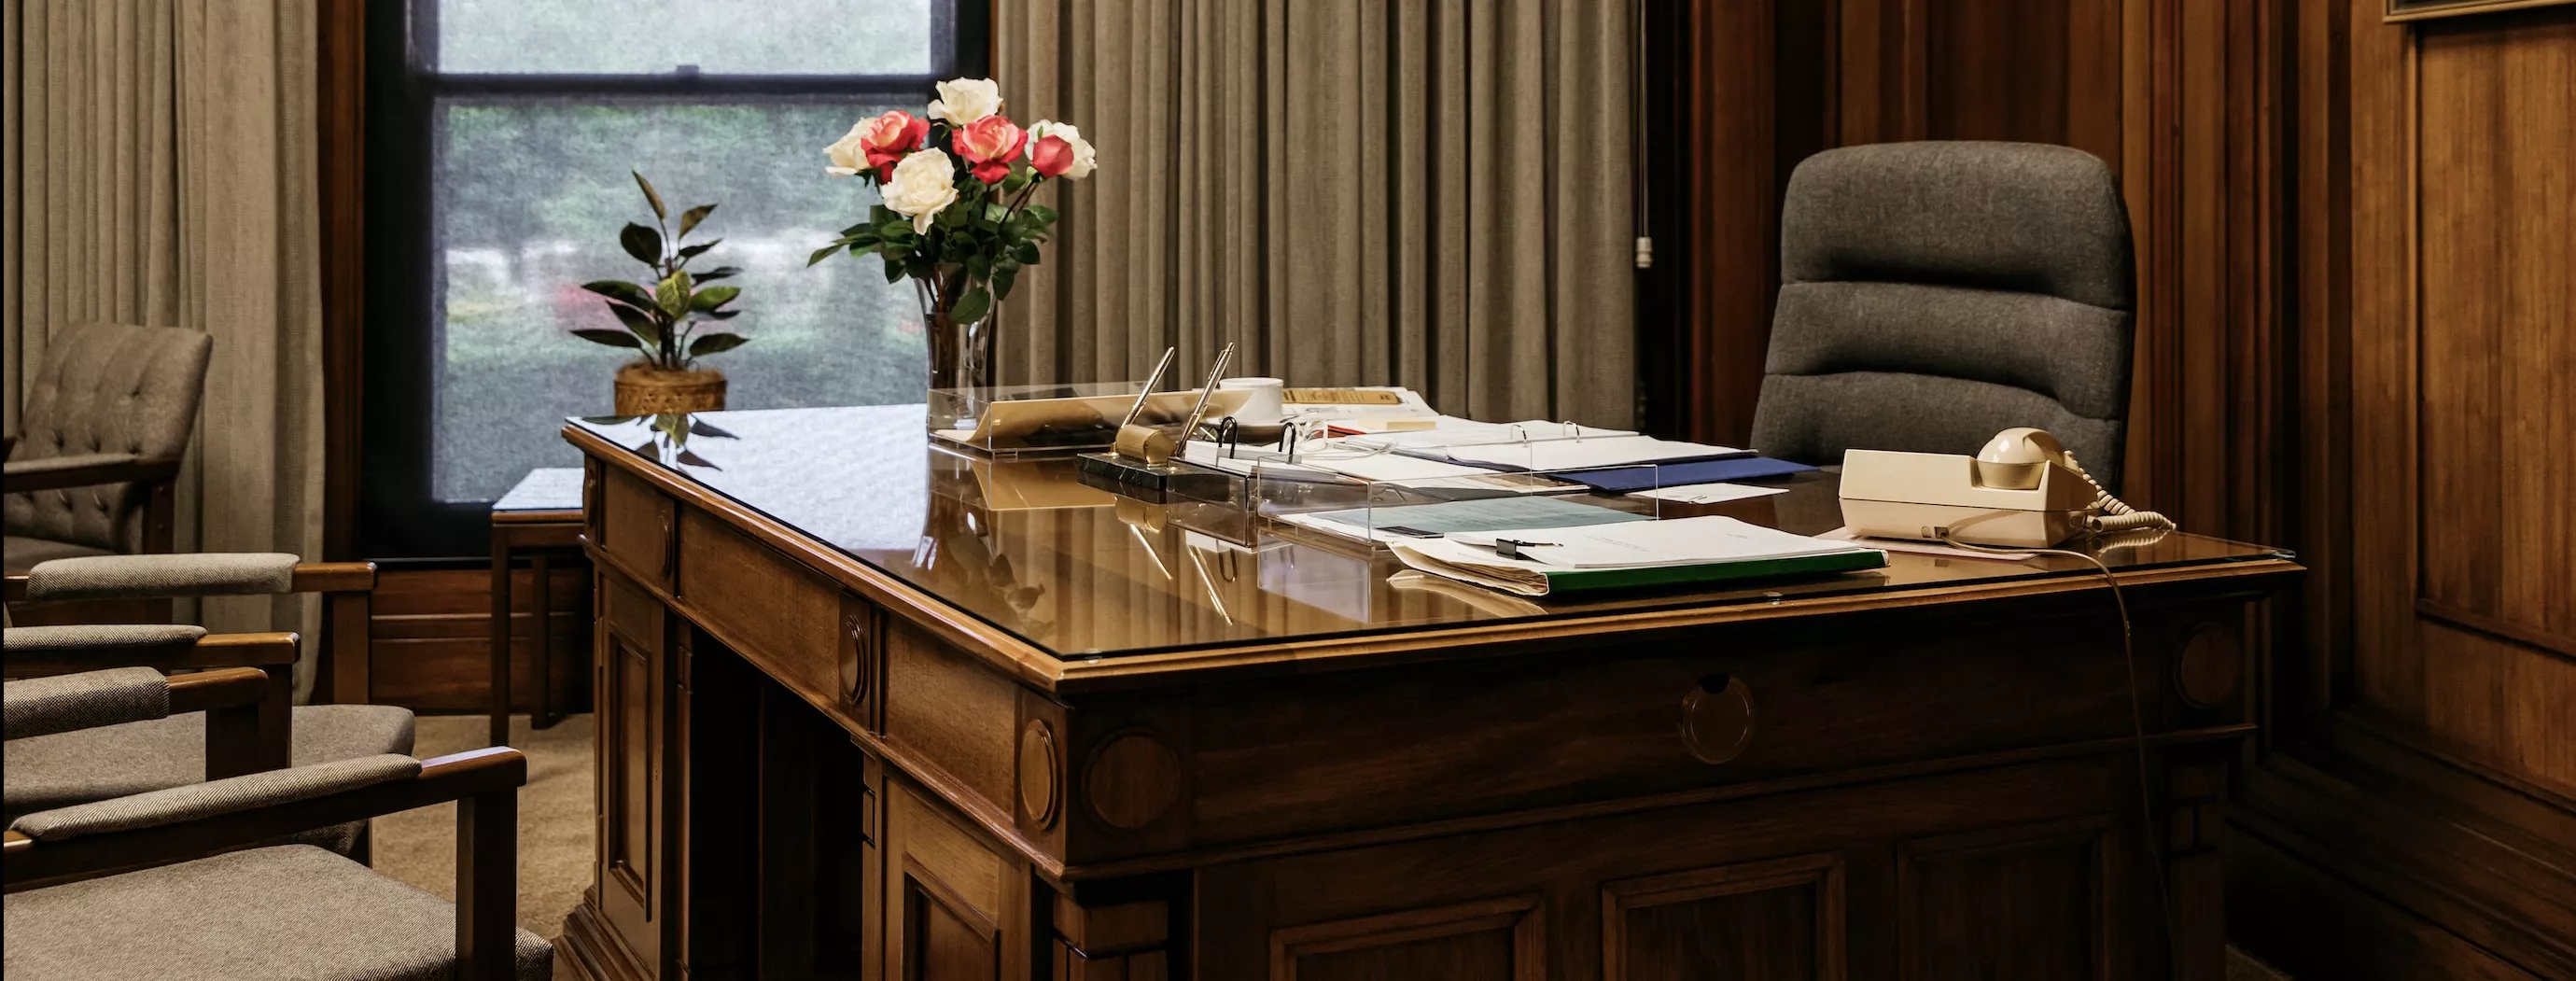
[4,629,298,679]
[0,454,182,494]
[3,667,172,738]
[3,747,526,891]
[5,559,376,604]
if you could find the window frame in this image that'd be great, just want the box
[358,0,987,557]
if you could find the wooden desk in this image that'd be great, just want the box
[489,468,585,747]
[556,406,2297,981]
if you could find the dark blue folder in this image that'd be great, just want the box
[1559,456,1818,493]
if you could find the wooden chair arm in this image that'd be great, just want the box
[4,561,376,604]
[0,455,182,495]
[3,632,300,679]
[3,746,525,892]
[164,666,273,714]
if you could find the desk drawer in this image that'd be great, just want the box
[674,508,875,727]
[598,468,675,588]
[1175,610,2164,848]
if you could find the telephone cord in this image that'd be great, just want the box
[1934,529,2182,979]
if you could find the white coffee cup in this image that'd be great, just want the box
[1218,376,1286,426]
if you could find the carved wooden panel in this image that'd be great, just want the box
[595,571,666,970]
[1897,816,2117,981]
[2350,5,2576,796]
[1269,895,1545,981]
[1603,852,1847,981]
[886,778,1030,981]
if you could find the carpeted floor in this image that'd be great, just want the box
[371,713,595,939]
[365,711,2300,976]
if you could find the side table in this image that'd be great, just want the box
[490,467,586,747]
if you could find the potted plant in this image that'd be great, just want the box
[810,77,1098,412]
[574,171,749,415]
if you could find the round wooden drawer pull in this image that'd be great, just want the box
[1680,673,1756,764]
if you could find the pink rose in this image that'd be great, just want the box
[952,116,1027,184]
[1030,134,1074,177]
[861,110,929,176]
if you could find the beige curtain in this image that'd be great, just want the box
[994,0,1635,427]
[4,0,328,693]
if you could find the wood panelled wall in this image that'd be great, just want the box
[1648,1,2575,977]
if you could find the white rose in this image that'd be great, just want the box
[882,149,959,234]
[823,119,870,176]
[1026,119,1099,180]
[927,77,1002,126]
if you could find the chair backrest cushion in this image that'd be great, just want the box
[5,324,212,551]
[1749,141,2136,490]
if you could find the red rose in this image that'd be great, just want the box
[953,116,1028,184]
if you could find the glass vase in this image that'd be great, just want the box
[919,277,998,430]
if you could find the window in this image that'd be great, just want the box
[361,0,986,556]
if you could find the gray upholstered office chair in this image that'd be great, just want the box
[3,671,550,980]
[3,322,212,573]
[1748,140,2138,492]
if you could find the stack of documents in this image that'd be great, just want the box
[1389,515,1887,596]
[1337,417,1637,451]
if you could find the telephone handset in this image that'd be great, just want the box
[1838,427,2174,548]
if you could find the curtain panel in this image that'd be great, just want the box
[3,0,327,691]
[994,0,1636,427]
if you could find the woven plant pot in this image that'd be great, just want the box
[614,362,728,415]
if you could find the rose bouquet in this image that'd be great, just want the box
[810,77,1097,399]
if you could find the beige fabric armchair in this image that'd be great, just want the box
[3,323,212,573]
[0,605,413,856]
[1,672,549,980]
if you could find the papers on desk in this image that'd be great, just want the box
[1390,516,1887,596]
[1629,482,1789,505]
[1183,440,1582,493]
[1281,495,1648,546]
[1339,417,1637,451]
[1408,435,1751,472]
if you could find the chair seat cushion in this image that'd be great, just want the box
[3,705,415,823]
[2,844,553,981]
[2,537,112,576]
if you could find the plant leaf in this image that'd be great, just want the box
[633,171,667,219]
[704,308,742,320]
[688,419,735,438]
[621,222,664,265]
[608,303,665,346]
[677,239,721,261]
[807,244,845,267]
[693,265,742,282]
[688,332,749,357]
[656,272,693,317]
[690,286,741,311]
[571,328,644,349]
[992,263,1019,301]
[1023,203,1058,225]
[883,255,907,284]
[1011,242,1040,265]
[677,203,716,238]
[674,449,721,470]
[949,285,992,325]
[583,279,656,307]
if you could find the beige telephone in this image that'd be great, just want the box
[1837,427,2174,548]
